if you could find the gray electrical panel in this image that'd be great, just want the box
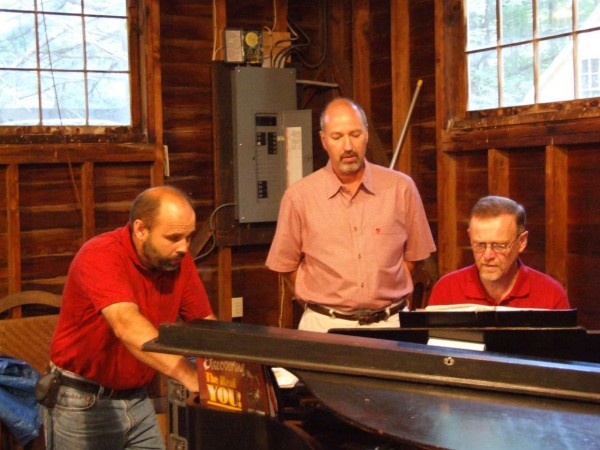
[231,66,312,223]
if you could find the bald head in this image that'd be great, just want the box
[319,97,368,132]
[130,186,194,229]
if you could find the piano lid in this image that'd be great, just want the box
[144,319,600,404]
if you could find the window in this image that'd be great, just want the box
[0,0,130,126]
[581,57,600,97]
[466,0,600,111]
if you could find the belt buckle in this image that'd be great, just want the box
[358,309,389,325]
[358,314,374,325]
[98,386,108,398]
[98,386,117,399]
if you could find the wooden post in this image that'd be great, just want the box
[352,0,371,110]
[143,0,164,186]
[488,148,510,196]
[6,164,21,314]
[81,162,95,241]
[545,145,568,288]
[437,151,458,275]
[213,0,227,60]
[218,246,232,322]
[391,0,412,173]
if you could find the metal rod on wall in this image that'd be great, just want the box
[389,79,423,170]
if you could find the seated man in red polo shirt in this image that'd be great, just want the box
[45,186,215,449]
[428,195,570,309]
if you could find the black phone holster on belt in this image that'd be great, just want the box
[35,371,61,408]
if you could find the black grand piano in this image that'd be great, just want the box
[144,310,600,450]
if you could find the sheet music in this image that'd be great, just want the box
[423,303,551,312]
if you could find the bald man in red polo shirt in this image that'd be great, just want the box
[45,186,215,449]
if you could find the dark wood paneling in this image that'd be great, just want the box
[507,149,546,272]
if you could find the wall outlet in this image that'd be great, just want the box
[232,297,244,318]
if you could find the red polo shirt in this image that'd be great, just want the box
[50,225,213,389]
[428,262,570,309]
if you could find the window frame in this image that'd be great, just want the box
[0,1,145,144]
[452,0,600,133]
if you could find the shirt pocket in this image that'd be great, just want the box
[373,225,407,267]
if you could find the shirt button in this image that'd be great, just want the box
[358,254,361,259]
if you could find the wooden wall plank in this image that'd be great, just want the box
[488,148,510,196]
[218,246,232,322]
[81,162,95,241]
[6,165,20,299]
[437,152,458,275]
[391,0,411,172]
[0,144,156,164]
[352,0,371,113]
[545,145,568,288]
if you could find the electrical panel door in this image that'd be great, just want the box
[231,67,309,223]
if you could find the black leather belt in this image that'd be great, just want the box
[305,298,406,325]
[56,371,144,399]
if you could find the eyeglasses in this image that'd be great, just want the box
[471,232,525,254]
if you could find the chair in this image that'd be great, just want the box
[0,290,61,450]
[0,291,61,374]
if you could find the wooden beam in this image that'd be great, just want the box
[488,148,510,196]
[6,164,21,310]
[213,0,227,60]
[80,162,95,241]
[218,246,232,322]
[0,143,156,165]
[545,145,568,288]
[391,0,412,173]
[352,0,371,109]
[435,0,464,276]
[273,0,287,32]
[145,0,164,185]
[437,151,458,275]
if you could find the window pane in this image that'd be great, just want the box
[40,71,86,125]
[0,1,34,10]
[0,70,39,124]
[538,36,574,102]
[38,0,82,14]
[467,0,497,51]
[0,0,33,11]
[38,14,84,70]
[502,43,533,106]
[0,1,130,127]
[500,0,532,44]
[579,30,600,98]
[577,0,600,30]
[537,0,572,38]
[88,72,130,125]
[0,12,37,68]
[84,0,126,17]
[86,16,128,71]
[468,49,499,110]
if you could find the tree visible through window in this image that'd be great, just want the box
[466,0,600,111]
[0,0,130,126]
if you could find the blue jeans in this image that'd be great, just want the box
[43,385,165,450]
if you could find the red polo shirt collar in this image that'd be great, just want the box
[465,260,530,305]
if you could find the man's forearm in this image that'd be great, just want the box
[102,302,202,391]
